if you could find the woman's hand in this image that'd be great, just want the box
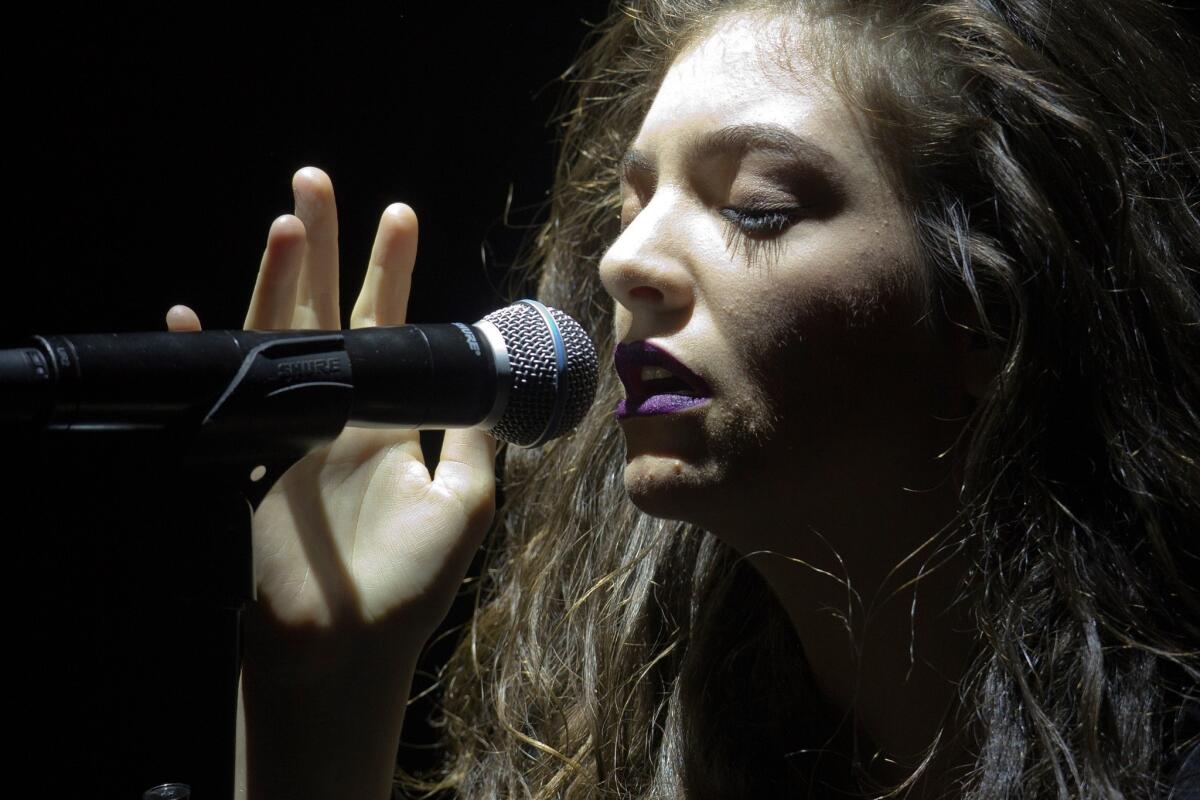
[170,167,497,798]
[167,167,497,675]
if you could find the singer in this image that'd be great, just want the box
[164,1,1198,797]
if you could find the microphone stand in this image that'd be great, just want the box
[15,331,355,798]
[134,477,255,800]
[5,308,591,794]
[27,434,293,797]
[29,433,317,799]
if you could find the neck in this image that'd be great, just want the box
[712,467,976,796]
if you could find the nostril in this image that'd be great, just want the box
[629,286,663,302]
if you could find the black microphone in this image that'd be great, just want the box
[0,300,598,457]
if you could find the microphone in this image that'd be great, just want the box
[0,300,598,454]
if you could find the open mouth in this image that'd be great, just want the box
[613,341,712,419]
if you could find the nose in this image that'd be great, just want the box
[598,191,695,328]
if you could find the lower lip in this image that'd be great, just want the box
[615,394,711,420]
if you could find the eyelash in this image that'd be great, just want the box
[718,205,804,266]
[718,206,803,237]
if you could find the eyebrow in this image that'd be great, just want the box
[620,122,848,188]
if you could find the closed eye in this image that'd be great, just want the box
[718,205,808,268]
[718,206,805,237]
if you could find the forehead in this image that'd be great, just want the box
[634,13,868,170]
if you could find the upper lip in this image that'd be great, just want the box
[613,341,713,401]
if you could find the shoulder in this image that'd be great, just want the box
[1170,700,1200,800]
[1171,741,1199,800]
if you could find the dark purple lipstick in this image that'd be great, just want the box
[613,341,712,420]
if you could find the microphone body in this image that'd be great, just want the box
[7,323,498,429]
[1,301,598,461]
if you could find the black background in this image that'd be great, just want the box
[6,5,1199,797]
[4,7,610,797]
[4,7,615,339]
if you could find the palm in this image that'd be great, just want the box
[253,428,484,633]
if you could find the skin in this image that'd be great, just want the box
[600,13,977,793]
[165,13,979,797]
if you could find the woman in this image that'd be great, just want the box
[167,0,1199,796]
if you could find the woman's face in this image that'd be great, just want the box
[599,13,970,534]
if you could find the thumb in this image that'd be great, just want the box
[166,304,202,332]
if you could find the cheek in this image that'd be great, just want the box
[723,225,925,355]
[768,308,961,472]
[721,253,945,422]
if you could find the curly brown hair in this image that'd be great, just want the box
[398,1,1200,796]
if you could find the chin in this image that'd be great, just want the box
[621,453,729,527]
[616,403,770,527]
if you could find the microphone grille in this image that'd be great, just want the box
[482,301,598,447]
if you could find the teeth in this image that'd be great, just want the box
[641,366,674,381]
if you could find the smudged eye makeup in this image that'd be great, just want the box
[616,198,807,270]
[614,121,848,268]
[718,205,806,237]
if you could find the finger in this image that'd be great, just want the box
[244,215,306,330]
[165,304,202,332]
[433,429,498,498]
[291,167,340,330]
[349,203,418,329]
